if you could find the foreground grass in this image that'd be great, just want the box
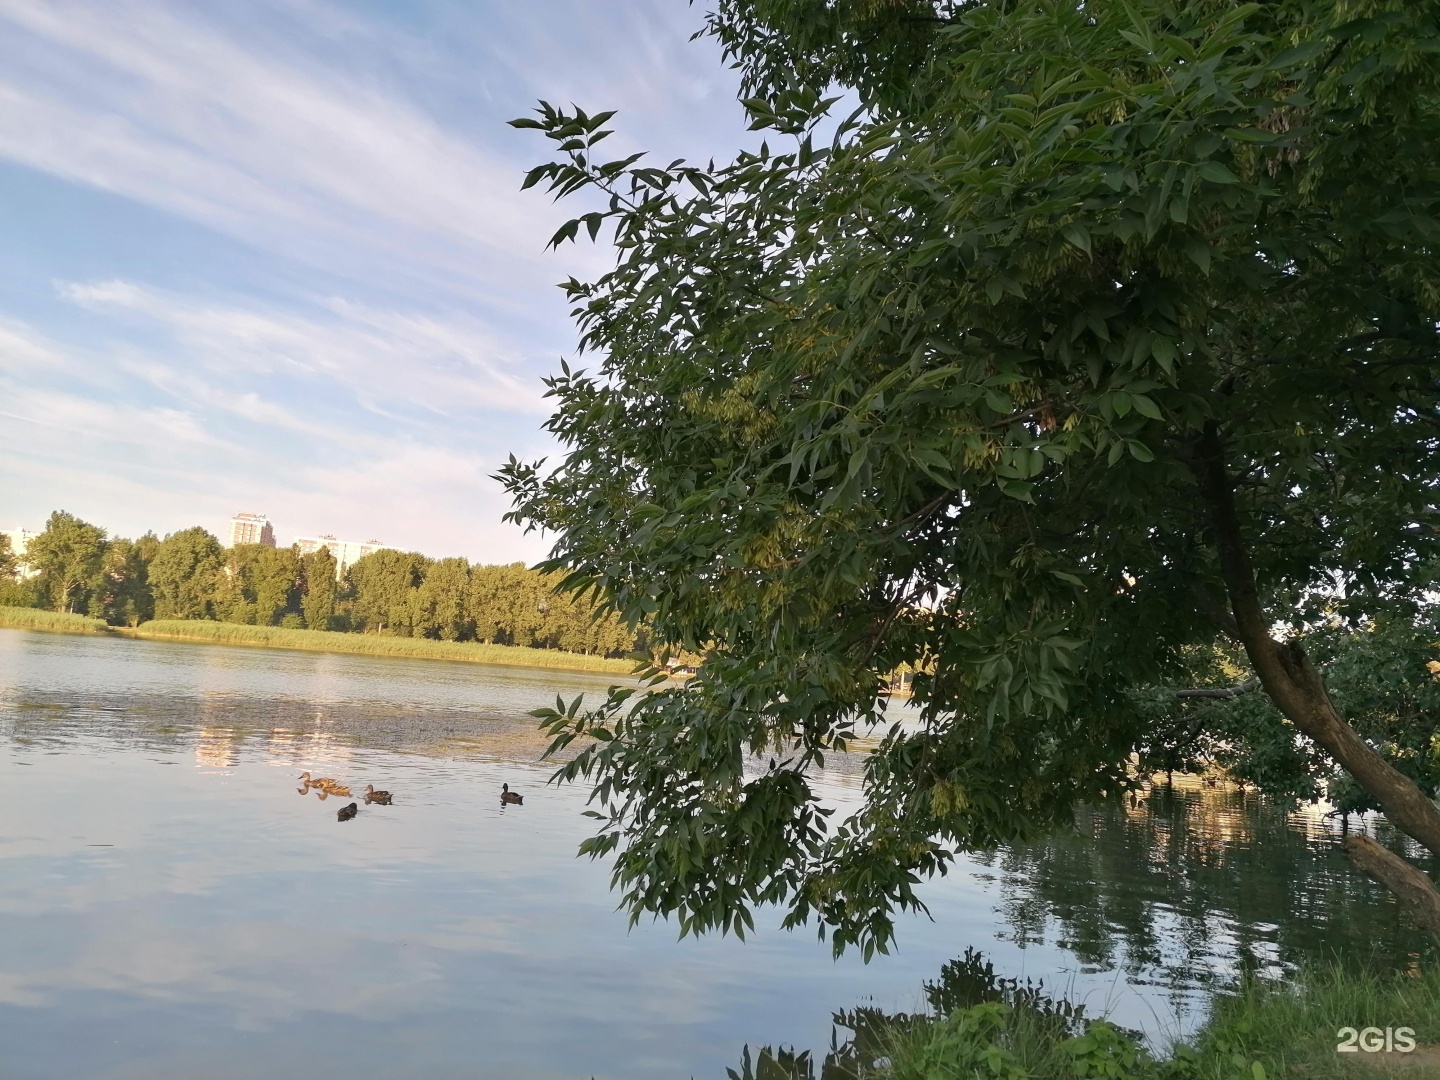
[1186,964,1440,1079]
[123,619,638,675]
[734,962,1440,1080]
[0,606,109,634]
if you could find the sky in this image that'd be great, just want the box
[0,0,754,563]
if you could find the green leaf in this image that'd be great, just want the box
[1196,160,1240,184]
[1061,222,1092,254]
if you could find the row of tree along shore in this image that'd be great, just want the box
[0,510,639,658]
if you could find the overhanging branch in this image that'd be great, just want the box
[1175,677,1261,700]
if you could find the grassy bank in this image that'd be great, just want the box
[122,619,638,675]
[0,606,110,635]
[1187,964,1440,1079]
[739,961,1440,1079]
[0,605,638,674]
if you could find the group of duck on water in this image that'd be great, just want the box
[297,771,523,821]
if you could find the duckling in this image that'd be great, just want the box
[337,802,358,822]
[501,783,523,806]
[362,785,392,805]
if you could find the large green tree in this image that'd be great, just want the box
[91,535,156,626]
[416,556,473,640]
[149,527,224,620]
[300,546,338,630]
[505,0,1440,954]
[0,533,15,581]
[347,549,427,635]
[26,511,107,614]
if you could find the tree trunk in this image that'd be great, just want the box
[1193,424,1440,928]
[1344,835,1440,944]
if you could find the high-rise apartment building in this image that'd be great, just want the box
[294,535,386,579]
[229,513,276,548]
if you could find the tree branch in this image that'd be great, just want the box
[1175,677,1260,700]
[1191,421,1440,859]
[1343,835,1440,944]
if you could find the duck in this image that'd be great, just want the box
[337,802,358,822]
[363,785,392,805]
[298,771,340,788]
[501,783,523,806]
[319,781,352,797]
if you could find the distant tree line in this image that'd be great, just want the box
[0,511,639,656]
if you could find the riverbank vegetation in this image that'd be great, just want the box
[2,510,640,659]
[0,607,110,635]
[124,619,635,673]
[735,954,1440,1079]
[506,0,1440,965]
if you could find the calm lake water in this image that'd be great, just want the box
[0,628,1433,1079]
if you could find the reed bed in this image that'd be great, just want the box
[124,619,638,675]
[0,606,110,635]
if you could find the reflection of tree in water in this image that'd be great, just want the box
[0,690,561,762]
[974,782,1437,994]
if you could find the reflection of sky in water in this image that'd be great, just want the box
[0,628,1430,1079]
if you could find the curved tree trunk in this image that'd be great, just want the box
[1193,424,1440,943]
[1344,835,1440,941]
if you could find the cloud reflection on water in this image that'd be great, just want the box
[0,628,1432,1080]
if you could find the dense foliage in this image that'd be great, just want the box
[726,950,1440,1079]
[0,510,637,656]
[506,0,1440,955]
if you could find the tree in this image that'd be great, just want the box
[0,533,15,581]
[91,536,155,626]
[504,0,1440,955]
[347,549,427,635]
[149,527,224,620]
[416,557,473,640]
[251,546,301,626]
[300,546,338,630]
[26,511,107,614]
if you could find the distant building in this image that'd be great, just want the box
[0,527,39,579]
[229,513,276,548]
[294,534,386,579]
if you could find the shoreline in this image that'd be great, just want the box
[0,607,638,677]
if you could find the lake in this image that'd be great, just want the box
[0,628,1432,1079]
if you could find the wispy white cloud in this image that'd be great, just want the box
[0,0,751,560]
[0,312,544,559]
[0,317,71,371]
[0,0,582,301]
[61,280,546,419]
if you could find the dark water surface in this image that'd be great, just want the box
[0,628,1432,1079]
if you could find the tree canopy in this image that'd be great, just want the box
[505,0,1440,955]
[26,511,108,614]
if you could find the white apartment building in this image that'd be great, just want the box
[0,527,39,579]
[229,513,276,548]
[294,535,386,579]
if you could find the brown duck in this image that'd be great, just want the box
[363,785,392,805]
[501,783,523,806]
[337,802,358,822]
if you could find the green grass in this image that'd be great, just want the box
[123,619,638,675]
[735,961,1440,1080]
[1185,963,1440,1079]
[866,964,1440,1080]
[0,606,110,635]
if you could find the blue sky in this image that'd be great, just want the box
[0,0,753,562]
